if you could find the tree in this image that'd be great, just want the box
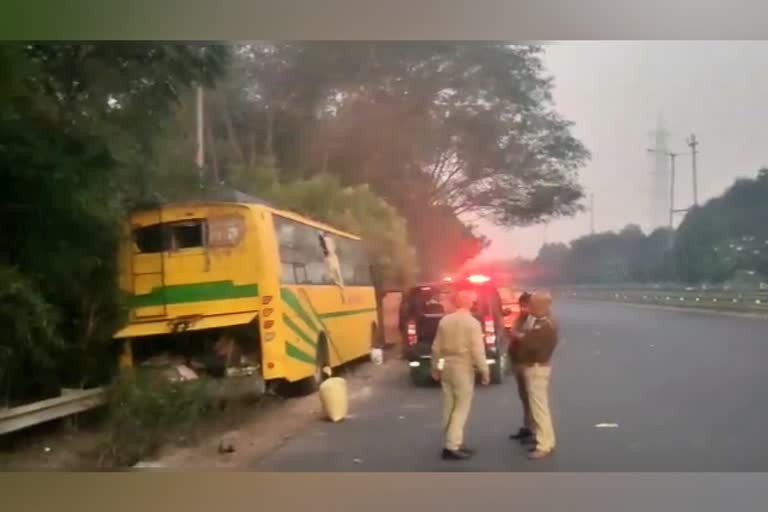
[0,43,229,401]
[228,165,418,287]
[534,243,570,284]
[199,43,589,277]
[675,169,768,284]
[532,224,674,285]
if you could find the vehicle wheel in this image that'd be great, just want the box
[288,334,330,396]
[410,366,430,387]
[409,367,421,386]
[490,352,507,385]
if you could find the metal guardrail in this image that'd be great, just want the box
[0,387,106,436]
[554,287,768,314]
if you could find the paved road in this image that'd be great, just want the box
[254,300,768,471]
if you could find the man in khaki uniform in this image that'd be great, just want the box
[431,289,490,460]
[516,291,559,460]
[508,291,534,443]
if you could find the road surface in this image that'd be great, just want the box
[254,300,768,471]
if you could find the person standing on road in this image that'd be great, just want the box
[508,291,535,444]
[517,291,559,460]
[431,288,491,460]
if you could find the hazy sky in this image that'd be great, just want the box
[478,41,768,260]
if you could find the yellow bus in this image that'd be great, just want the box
[113,199,379,394]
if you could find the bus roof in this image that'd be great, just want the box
[267,206,361,241]
[131,200,362,241]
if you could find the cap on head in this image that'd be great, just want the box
[530,291,552,315]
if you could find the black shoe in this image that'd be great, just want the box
[509,428,533,441]
[459,446,475,456]
[442,448,472,460]
[522,436,538,446]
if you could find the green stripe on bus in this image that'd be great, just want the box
[129,281,259,307]
[283,314,318,349]
[318,307,377,319]
[280,288,321,333]
[286,342,316,365]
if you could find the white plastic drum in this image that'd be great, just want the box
[318,377,348,422]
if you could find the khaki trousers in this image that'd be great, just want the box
[512,363,532,430]
[441,365,475,451]
[524,364,556,452]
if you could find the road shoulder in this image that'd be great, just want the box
[148,351,404,470]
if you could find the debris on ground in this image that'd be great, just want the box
[353,458,363,464]
[218,436,236,454]
[133,461,165,469]
[595,423,619,428]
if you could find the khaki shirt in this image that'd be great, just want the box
[431,309,490,378]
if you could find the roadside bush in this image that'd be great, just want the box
[98,373,213,468]
[0,266,64,407]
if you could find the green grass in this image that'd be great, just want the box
[97,372,214,468]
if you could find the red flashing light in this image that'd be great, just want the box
[443,276,453,282]
[467,274,491,284]
[483,315,496,346]
[407,320,417,345]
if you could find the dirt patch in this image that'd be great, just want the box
[141,349,404,470]
[0,414,105,471]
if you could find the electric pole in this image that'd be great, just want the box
[687,133,699,206]
[668,152,678,228]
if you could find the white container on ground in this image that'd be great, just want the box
[318,377,348,422]
[370,348,383,365]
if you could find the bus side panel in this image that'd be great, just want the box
[253,209,319,384]
[261,209,379,383]
[277,284,324,383]
[300,285,377,365]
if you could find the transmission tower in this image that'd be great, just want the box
[648,113,670,231]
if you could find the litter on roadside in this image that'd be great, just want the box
[595,423,619,428]
[133,461,165,469]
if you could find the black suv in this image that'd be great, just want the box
[398,275,511,386]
